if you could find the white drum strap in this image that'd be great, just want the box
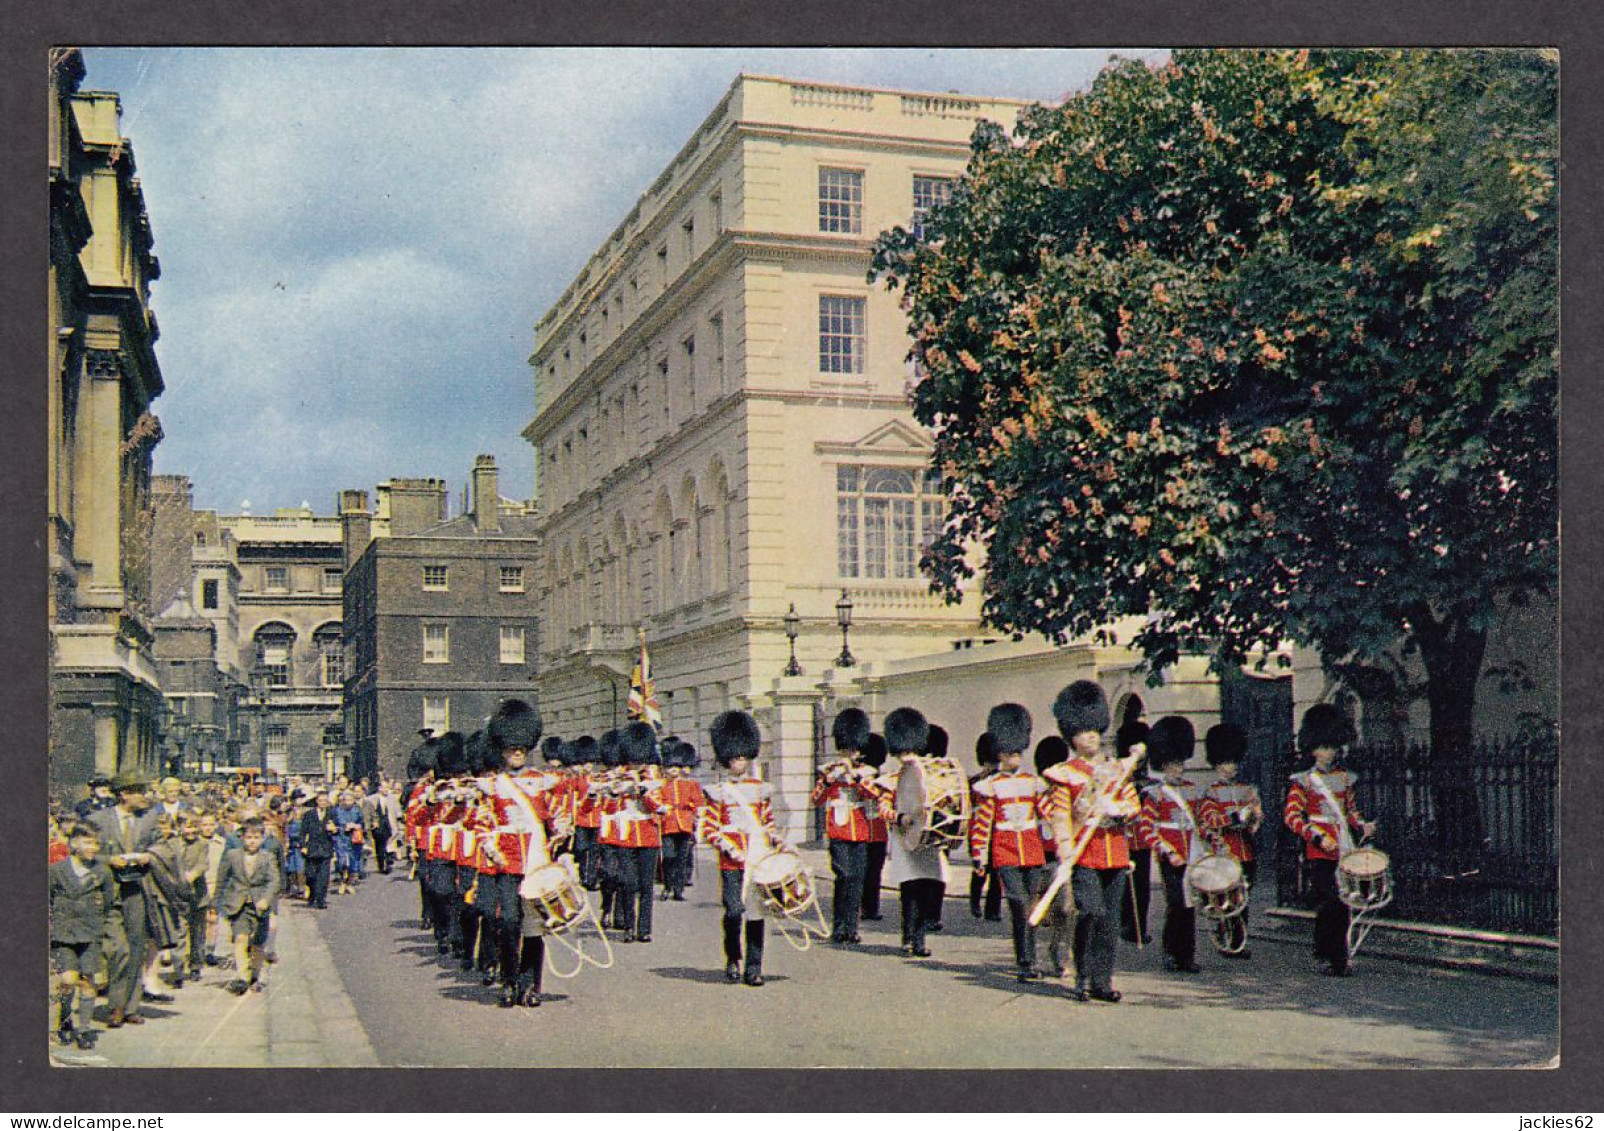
[1310,772,1354,857]
[497,773,551,869]
[1161,783,1206,908]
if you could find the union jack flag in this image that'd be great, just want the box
[627,629,662,729]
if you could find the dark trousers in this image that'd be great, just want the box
[899,879,944,950]
[1307,858,1351,970]
[184,892,209,973]
[661,833,695,896]
[479,873,525,990]
[1072,865,1125,993]
[373,828,392,873]
[828,840,867,938]
[862,840,887,917]
[421,859,457,948]
[719,870,764,975]
[616,846,660,937]
[304,854,332,908]
[970,865,1003,919]
[574,826,599,888]
[1121,848,1153,941]
[598,843,621,922]
[995,865,1044,968]
[1158,857,1197,966]
[107,887,148,1015]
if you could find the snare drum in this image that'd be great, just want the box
[1186,853,1248,920]
[893,757,972,853]
[747,850,818,919]
[519,860,587,936]
[1337,846,1393,912]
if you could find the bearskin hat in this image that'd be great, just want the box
[405,738,437,779]
[676,741,701,770]
[467,729,502,774]
[541,735,565,765]
[1298,703,1353,754]
[598,730,623,769]
[861,732,888,769]
[1034,735,1069,774]
[927,724,950,759]
[884,707,930,756]
[831,707,872,753]
[488,697,543,754]
[711,710,762,766]
[974,731,999,767]
[1147,716,1196,769]
[1053,680,1110,739]
[434,731,468,776]
[571,735,598,766]
[1115,719,1151,759]
[622,721,660,766]
[987,702,1033,754]
[1205,723,1249,767]
[658,735,682,767]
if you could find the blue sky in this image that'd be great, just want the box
[81,48,1152,515]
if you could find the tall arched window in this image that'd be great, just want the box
[654,493,675,614]
[681,477,703,603]
[312,623,344,689]
[836,465,944,580]
[253,622,297,688]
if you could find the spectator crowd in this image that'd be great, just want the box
[47,768,408,1052]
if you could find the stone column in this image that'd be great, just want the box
[764,675,824,845]
[93,707,120,776]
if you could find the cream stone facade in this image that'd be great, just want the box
[49,57,168,791]
[524,76,1040,835]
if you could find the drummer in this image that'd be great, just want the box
[1134,717,1204,975]
[1199,723,1261,958]
[1284,704,1377,977]
[698,710,779,987]
[882,707,946,959]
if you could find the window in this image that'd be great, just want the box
[818,168,864,234]
[656,245,668,288]
[836,465,947,580]
[319,638,343,688]
[682,216,695,261]
[195,530,206,547]
[912,175,955,239]
[683,335,697,414]
[710,314,726,395]
[422,565,449,591]
[264,726,290,773]
[423,622,450,663]
[423,697,450,734]
[323,567,342,592]
[201,579,219,610]
[264,566,289,593]
[658,357,671,419]
[710,190,724,233]
[500,625,526,665]
[254,625,295,687]
[819,295,866,374]
[499,565,525,592]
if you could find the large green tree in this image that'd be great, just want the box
[871,49,1557,763]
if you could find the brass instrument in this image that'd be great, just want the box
[819,758,876,787]
[1029,751,1144,927]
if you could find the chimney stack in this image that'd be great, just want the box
[339,489,372,570]
[472,455,500,533]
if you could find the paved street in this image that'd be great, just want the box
[71,848,1551,1070]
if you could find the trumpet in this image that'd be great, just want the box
[819,758,875,786]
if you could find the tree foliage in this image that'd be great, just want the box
[872,50,1556,756]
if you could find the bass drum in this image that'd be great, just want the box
[893,756,972,853]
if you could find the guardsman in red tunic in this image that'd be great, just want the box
[658,741,705,901]
[1198,722,1261,958]
[969,702,1050,983]
[1134,717,1204,974]
[476,698,560,1007]
[1284,704,1376,977]
[457,732,500,984]
[422,733,470,956]
[1044,680,1140,1003]
[697,710,778,987]
[860,733,890,923]
[595,731,627,928]
[967,733,1004,922]
[613,722,666,943]
[403,738,438,931]
[570,735,601,888]
[1032,734,1073,977]
[811,707,879,944]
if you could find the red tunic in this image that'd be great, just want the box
[1044,757,1140,870]
[575,771,604,830]
[810,769,880,842]
[658,777,706,836]
[1284,769,1365,861]
[476,771,558,875]
[1199,780,1261,862]
[1135,777,1204,864]
[968,768,1048,869]
[697,777,776,871]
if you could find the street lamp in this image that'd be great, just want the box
[783,603,803,677]
[834,589,856,668]
[169,714,190,779]
[250,667,270,774]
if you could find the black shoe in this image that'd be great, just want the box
[659,891,671,901]
[928,922,944,933]
[499,986,518,1008]
[1017,967,1044,983]
[901,944,914,956]
[1065,985,1089,1002]
[436,941,450,955]
[830,931,846,944]
[1322,963,1353,978]
[143,992,174,1004]
[249,980,265,994]
[204,954,223,966]
[521,988,543,1008]
[970,906,982,919]
[636,934,651,944]
[1087,987,1123,1003]
[725,962,742,983]
[226,980,249,996]
[672,892,686,902]
[1177,960,1202,974]
[862,913,883,921]
[618,933,634,944]
[188,966,203,980]
[56,1027,73,1047]
[910,946,932,958]
[984,913,1003,922]
[74,1032,98,1050]
[743,971,765,987]
[460,957,475,973]
[481,969,497,986]
[845,933,862,944]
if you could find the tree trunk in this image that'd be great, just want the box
[1411,608,1488,861]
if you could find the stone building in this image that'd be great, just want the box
[48,52,167,790]
[341,457,542,782]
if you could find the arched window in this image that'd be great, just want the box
[654,493,675,615]
[312,623,344,689]
[836,465,944,580]
[253,622,297,687]
[681,477,702,603]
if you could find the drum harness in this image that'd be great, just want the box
[500,773,614,978]
[1309,770,1389,959]
[726,779,830,951]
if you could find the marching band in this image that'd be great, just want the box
[393,687,1386,1010]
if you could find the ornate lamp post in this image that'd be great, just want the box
[834,589,856,668]
[170,713,190,779]
[783,603,803,677]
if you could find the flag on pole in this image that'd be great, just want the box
[627,628,662,730]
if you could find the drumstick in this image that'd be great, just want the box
[1126,867,1144,950]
